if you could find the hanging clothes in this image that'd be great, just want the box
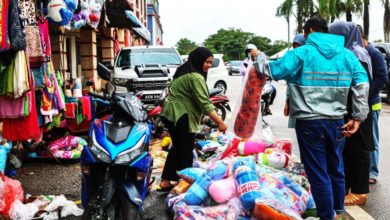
[18,0,38,26]
[0,0,11,52]
[0,90,31,118]
[8,0,26,50]
[38,18,51,58]
[13,50,30,98]
[2,65,40,141]
[25,25,45,67]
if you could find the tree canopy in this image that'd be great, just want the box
[187,28,289,61]
[175,38,198,55]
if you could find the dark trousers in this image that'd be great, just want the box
[296,119,346,220]
[343,133,370,194]
[161,114,195,181]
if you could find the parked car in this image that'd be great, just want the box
[227,60,243,75]
[373,42,390,103]
[112,46,183,103]
[207,54,228,93]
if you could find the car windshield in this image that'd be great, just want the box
[116,48,182,68]
[230,61,243,66]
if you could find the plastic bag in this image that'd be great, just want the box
[253,197,303,220]
[0,173,24,216]
[184,173,213,205]
[228,61,267,140]
[177,167,205,183]
[172,180,191,194]
[206,160,228,180]
[9,200,39,220]
[233,157,261,211]
[258,174,306,214]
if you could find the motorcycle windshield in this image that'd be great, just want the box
[114,94,147,122]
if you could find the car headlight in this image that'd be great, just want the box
[115,135,146,164]
[90,130,111,163]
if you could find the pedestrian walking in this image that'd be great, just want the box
[255,15,370,220]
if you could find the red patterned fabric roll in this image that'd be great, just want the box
[234,66,266,139]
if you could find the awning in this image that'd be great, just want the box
[105,1,141,28]
[133,25,151,42]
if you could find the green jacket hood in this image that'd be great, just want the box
[306,32,344,59]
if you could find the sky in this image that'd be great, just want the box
[159,0,386,47]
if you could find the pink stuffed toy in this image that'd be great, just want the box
[238,140,267,156]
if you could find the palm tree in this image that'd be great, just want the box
[384,0,390,41]
[276,0,316,34]
[363,0,370,39]
[339,0,363,21]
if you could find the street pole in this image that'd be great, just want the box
[287,16,291,48]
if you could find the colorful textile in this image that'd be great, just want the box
[0,92,31,118]
[13,50,30,98]
[8,0,26,50]
[79,96,92,121]
[25,25,44,67]
[65,102,77,119]
[2,67,40,141]
[38,18,51,58]
[0,0,11,52]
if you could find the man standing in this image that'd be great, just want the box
[254,16,369,220]
[358,26,389,184]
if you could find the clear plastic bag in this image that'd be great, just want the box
[227,61,267,141]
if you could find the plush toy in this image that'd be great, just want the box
[47,0,76,26]
[208,176,238,203]
[257,149,289,169]
[273,139,293,155]
[238,140,267,156]
[233,157,261,211]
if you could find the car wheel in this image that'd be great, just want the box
[214,81,227,94]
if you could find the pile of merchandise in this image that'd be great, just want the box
[161,129,316,220]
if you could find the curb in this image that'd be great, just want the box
[346,205,375,220]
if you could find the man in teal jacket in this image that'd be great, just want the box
[255,16,369,220]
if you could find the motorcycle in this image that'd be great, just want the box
[202,88,231,128]
[146,86,231,130]
[260,81,276,125]
[81,63,153,219]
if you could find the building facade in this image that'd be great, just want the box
[147,0,163,45]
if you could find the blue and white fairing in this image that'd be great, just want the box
[82,118,151,169]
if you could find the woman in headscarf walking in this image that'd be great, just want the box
[329,21,374,206]
[158,47,228,191]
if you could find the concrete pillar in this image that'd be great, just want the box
[50,31,68,79]
[80,29,101,90]
[117,29,125,49]
[101,27,115,65]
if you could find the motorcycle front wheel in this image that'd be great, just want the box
[82,192,141,220]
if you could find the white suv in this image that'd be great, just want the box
[112,46,183,103]
[207,54,228,93]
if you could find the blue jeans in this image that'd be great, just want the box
[370,110,380,179]
[295,119,346,220]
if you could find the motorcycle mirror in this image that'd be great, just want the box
[97,63,112,81]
